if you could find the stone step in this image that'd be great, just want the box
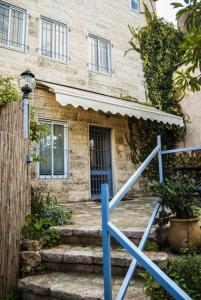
[18,272,149,300]
[51,224,156,247]
[40,245,168,276]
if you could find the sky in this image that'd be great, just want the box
[156,0,180,25]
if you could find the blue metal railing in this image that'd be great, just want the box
[101,135,201,300]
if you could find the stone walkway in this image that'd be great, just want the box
[64,197,158,229]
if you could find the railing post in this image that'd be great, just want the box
[101,184,112,300]
[157,135,164,183]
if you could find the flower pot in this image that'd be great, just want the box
[168,217,201,251]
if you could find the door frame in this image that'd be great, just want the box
[88,123,116,199]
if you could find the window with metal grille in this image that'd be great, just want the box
[39,17,68,63]
[0,1,27,51]
[131,0,140,12]
[37,120,69,179]
[88,34,112,75]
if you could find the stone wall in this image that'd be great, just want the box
[180,91,201,147]
[32,87,139,202]
[0,0,154,102]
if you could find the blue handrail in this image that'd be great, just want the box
[101,135,201,300]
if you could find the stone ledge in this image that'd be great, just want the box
[18,272,149,300]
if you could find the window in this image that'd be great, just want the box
[0,1,27,51]
[38,121,69,179]
[39,17,68,63]
[88,34,112,75]
[131,0,140,12]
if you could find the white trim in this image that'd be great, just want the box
[39,16,68,63]
[88,34,112,75]
[37,119,69,180]
[130,0,140,13]
[0,2,28,52]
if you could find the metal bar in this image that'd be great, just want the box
[109,144,160,213]
[116,201,161,300]
[108,222,192,300]
[162,145,201,155]
[22,96,29,139]
[157,135,164,183]
[101,184,112,300]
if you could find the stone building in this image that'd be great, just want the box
[0,0,183,202]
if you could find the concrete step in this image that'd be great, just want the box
[18,272,149,300]
[40,245,168,276]
[51,224,156,247]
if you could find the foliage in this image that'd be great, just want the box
[0,291,18,300]
[21,189,73,246]
[143,255,201,300]
[31,189,73,226]
[126,5,185,177]
[127,117,185,180]
[127,4,184,113]
[0,76,20,106]
[172,0,201,92]
[29,106,50,144]
[144,240,159,252]
[148,175,201,221]
[20,262,46,278]
[29,106,50,162]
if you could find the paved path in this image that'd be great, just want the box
[64,197,158,229]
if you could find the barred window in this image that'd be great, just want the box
[88,35,112,75]
[131,0,140,12]
[38,121,69,179]
[39,17,68,63]
[0,1,27,51]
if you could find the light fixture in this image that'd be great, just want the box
[18,69,36,96]
[18,70,36,139]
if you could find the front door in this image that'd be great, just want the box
[89,126,113,199]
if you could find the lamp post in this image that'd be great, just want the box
[18,70,36,139]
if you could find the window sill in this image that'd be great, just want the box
[38,53,69,66]
[38,176,70,180]
[130,8,142,15]
[0,44,27,54]
[89,69,112,77]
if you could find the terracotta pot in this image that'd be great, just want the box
[168,217,201,251]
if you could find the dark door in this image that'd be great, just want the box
[89,126,113,199]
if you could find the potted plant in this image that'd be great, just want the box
[148,175,201,251]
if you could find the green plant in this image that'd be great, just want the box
[21,189,72,247]
[0,76,20,106]
[127,4,184,114]
[0,291,18,300]
[143,255,201,299]
[125,5,186,178]
[148,175,201,224]
[144,240,159,252]
[172,0,201,92]
[31,189,73,226]
[29,106,50,144]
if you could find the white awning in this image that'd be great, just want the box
[37,81,184,127]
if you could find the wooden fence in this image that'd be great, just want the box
[0,101,31,295]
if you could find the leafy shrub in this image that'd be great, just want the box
[0,76,20,106]
[143,255,201,300]
[148,175,201,225]
[21,189,72,246]
[31,189,73,226]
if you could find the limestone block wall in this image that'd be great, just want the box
[31,87,138,202]
[0,0,154,102]
[180,91,201,147]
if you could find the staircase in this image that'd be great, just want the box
[18,224,168,300]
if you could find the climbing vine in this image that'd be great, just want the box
[126,5,186,178]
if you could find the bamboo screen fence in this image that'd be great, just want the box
[0,101,31,295]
